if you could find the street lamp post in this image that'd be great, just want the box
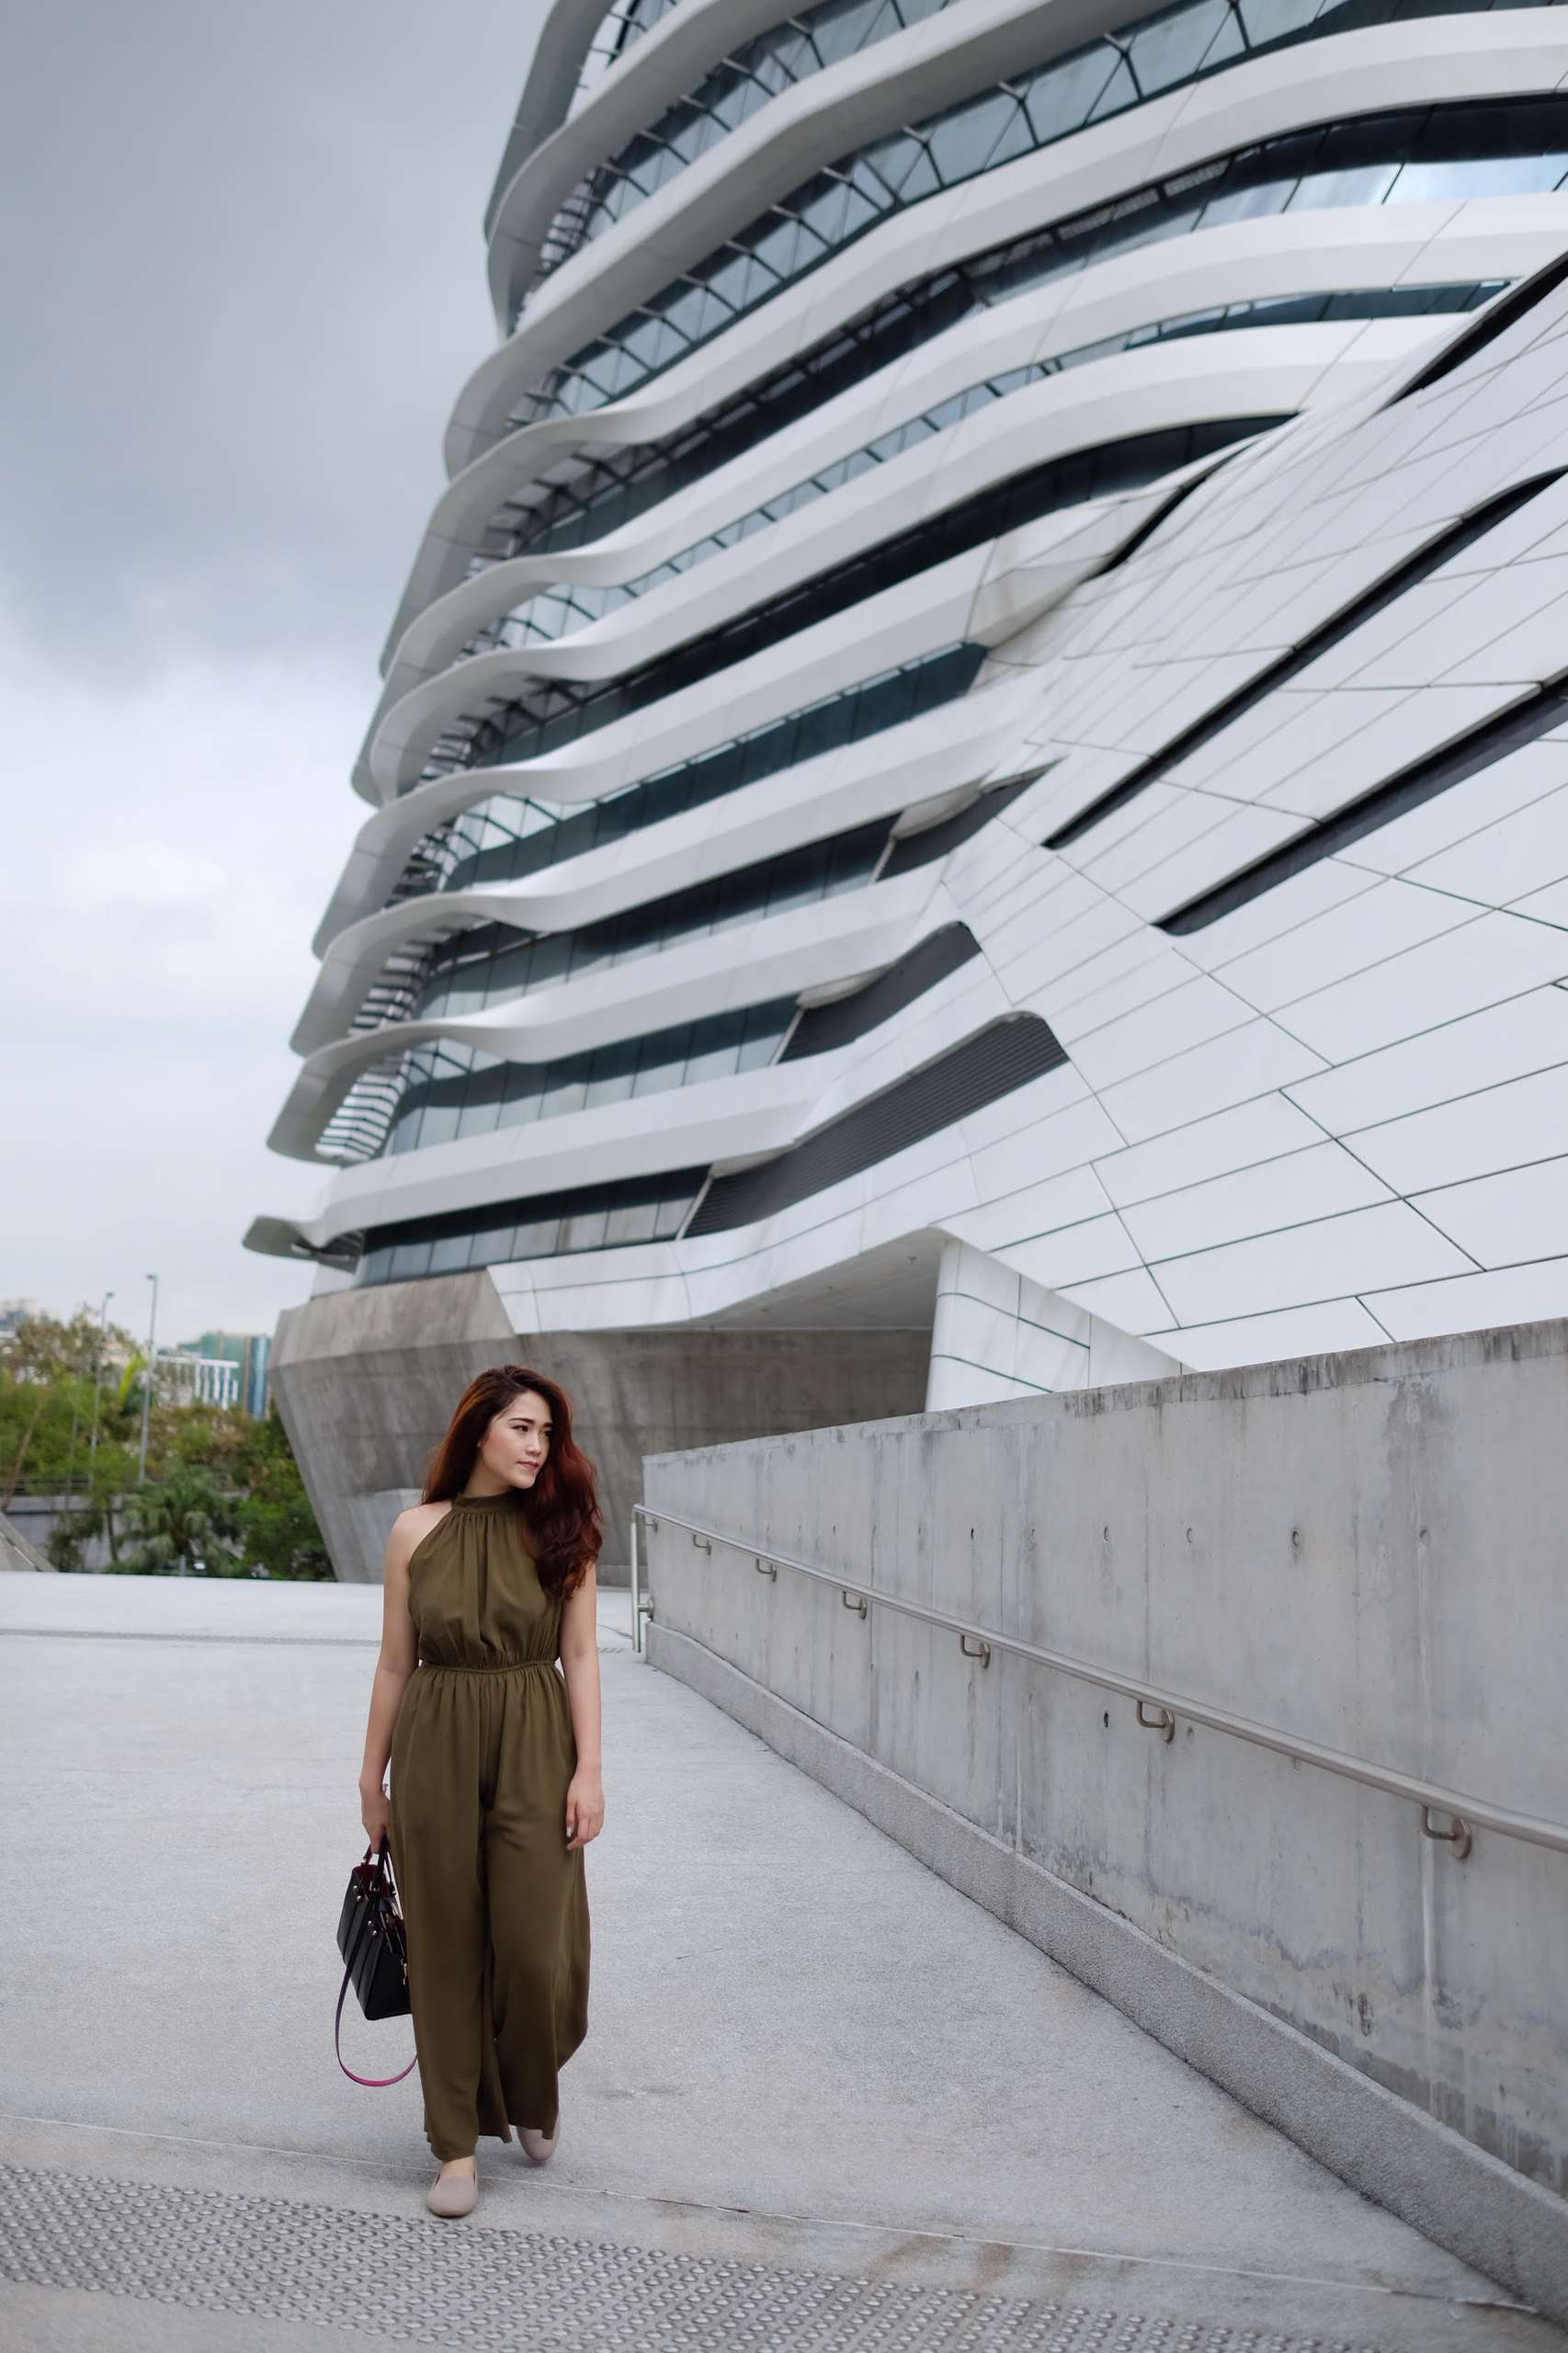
[137,1274,159,1485]
[88,1289,114,1461]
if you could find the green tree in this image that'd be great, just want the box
[0,1310,140,1503]
[232,1412,331,1580]
[117,1464,244,1576]
[2,1316,331,1579]
[72,1446,141,1565]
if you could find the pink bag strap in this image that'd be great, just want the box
[335,1837,418,2086]
[335,1961,418,2085]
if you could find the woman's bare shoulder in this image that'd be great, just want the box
[394,1500,450,1532]
[385,1500,452,1566]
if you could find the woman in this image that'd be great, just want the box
[357,1364,605,2219]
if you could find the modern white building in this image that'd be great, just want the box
[156,1352,242,1412]
[250,0,1568,1575]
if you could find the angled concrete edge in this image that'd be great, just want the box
[643,1619,1568,2331]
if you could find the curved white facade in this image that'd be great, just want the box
[252,0,1568,1407]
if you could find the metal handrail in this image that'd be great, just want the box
[630,1502,1568,1863]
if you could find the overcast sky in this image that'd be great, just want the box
[1,1,531,1345]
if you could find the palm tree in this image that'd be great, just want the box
[118,1465,242,1576]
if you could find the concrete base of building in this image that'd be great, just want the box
[269,1270,932,1584]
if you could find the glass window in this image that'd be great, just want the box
[540,1064,590,1117]
[1236,0,1328,36]
[470,1217,518,1263]
[1286,164,1402,209]
[415,1100,463,1149]
[513,1216,562,1257]
[1021,48,1126,143]
[604,1199,662,1245]
[517,35,1568,437]
[388,1104,424,1155]
[1397,153,1568,199]
[499,1063,546,1114]
[1126,0,1243,93]
[581,1037,639,1106]
[560,1206,610,1253]
[627,1041,676,1095]
[681,1030,741,1086]
[1199,174,1296,225]
[738,1023,784,1071]
[925,94,1021,185]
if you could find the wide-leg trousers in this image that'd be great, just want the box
[387,1656,590,2160]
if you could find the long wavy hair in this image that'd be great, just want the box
[422,1364,602,1599]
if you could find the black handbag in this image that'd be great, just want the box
[335,1834,418,2085]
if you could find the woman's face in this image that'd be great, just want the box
[478,1392,552,1490]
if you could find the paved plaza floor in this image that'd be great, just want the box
[1,1569,1562,2351]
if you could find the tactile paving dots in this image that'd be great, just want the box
[0,2164,1395,2352]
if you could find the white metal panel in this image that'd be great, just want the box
[1151,1200,1473,1325]
[1119,1141,1394,1264]
[1412,1153,1568,1266]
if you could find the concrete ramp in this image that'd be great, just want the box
[0,1571,1561,2349]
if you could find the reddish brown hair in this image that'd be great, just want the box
[422,1364,602,1599]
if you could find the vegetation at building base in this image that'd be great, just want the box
[1,1310,329,1580]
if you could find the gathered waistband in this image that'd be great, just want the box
[416,1656,559,1676]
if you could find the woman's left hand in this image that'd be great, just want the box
[565,1769,605,1848]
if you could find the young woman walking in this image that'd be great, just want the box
[357,1364,605,2219]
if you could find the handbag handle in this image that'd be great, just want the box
[335,1834,418,2086]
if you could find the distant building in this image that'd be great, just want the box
[157,1351,241,1410]
[183,1331,272,1417]
[0,1300,41,1343]
[242,1334,271,1418]
[165,1336,273,1402]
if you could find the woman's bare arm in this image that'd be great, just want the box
[559,1560,604,1848]
[358,1506,445,1841]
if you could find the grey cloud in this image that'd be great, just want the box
[2,0,525,672]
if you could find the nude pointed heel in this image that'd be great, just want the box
[426,2166,479,2217]
[517,2120,559,2165]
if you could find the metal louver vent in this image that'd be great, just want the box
[880,771,1046,879]
[687,1014,1067,1236]
[783,926,981,1059]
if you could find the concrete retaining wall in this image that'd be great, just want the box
[641,1316,1568,2317]
[4,1496,113,1571]
[1,1506,57,1572]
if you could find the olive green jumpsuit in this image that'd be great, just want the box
[387,1492,590,2161]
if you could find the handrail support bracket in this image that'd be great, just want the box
[1422,1804,1472,1860]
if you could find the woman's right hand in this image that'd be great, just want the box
[360,1782,392,1852]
